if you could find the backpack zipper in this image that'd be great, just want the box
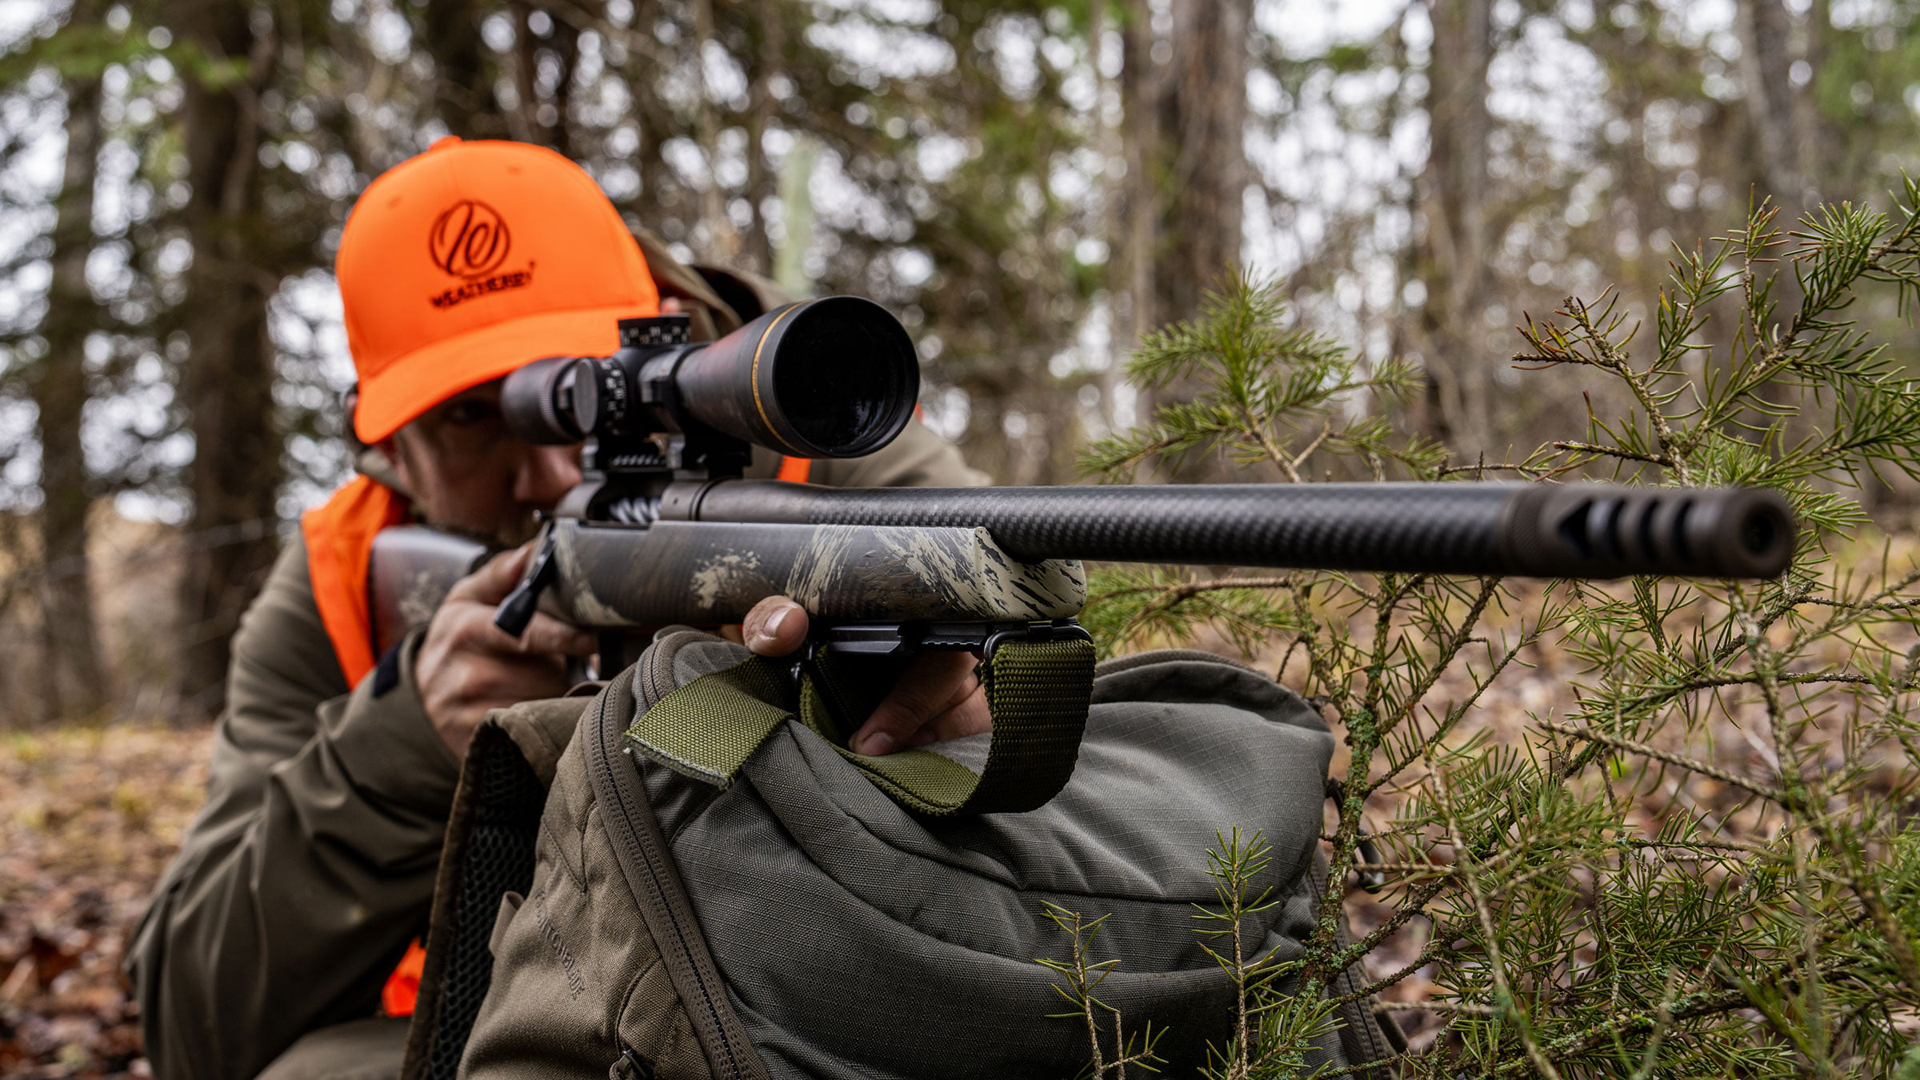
[610,1043,655,1079]
[589,681,757,1080]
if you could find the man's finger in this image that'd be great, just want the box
[743,595,809,657]
[512,612,596,657]
[445,543,533,605]
[850,651,980,756]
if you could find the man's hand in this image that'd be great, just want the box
[417,544,596,759]
[739,595,990,756]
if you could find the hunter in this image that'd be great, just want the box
[129,137,988,1080]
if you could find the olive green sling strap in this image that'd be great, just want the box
[626,637,1098,815]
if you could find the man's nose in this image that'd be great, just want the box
[513,444,582,508]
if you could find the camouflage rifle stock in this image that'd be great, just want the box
[372,478,1789,665]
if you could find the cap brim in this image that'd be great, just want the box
[353,304,647,443]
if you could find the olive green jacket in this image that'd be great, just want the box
[129,247,986,1080]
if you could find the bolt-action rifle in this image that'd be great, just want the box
[369,297,1794,677]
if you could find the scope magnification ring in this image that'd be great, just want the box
[570,357,633,437]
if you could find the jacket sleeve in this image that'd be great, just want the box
[129,537,461,1080]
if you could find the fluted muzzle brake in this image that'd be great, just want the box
[1498,484,1792,579]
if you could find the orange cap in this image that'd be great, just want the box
[337,137,660,442]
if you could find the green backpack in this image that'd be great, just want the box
[400,630,1403,1079]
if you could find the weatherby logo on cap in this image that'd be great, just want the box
[427,200,534,310]
[431,201,510,277]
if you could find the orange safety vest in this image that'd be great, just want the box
[301,476,423,1015]
[300,457,812,1016]
[302,475,410,685]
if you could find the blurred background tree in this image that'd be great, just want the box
[2,0,1919,720]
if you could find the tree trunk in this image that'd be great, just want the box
[175,0,284,714]
[1114,0,1249,342]
[547,6,580,158]
[688,0,740,263]
[505,1,541,143]
[1113,0,1248,440]
[772,133,815,296]
[1736,0,1813,209]
[423,0,509,139]
[1798,0,1836,198]
[1158,0,1247,321]
[31,8,109,721]
[741,0,785,276]
[1412,0,1494,455]
[1115,0,1160,346]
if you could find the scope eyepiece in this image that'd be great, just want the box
[500,296,920,461]
[499,356,586,445]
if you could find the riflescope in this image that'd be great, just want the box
[501,295,919,460]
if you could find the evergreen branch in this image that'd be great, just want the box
[1516,291,1691,482]
[1375,999,1496,1014]
[1429,756,1567,1080]
[1086,575,1299,606]
[1486,962,1867,1076]
[1538,720,1786,803]
[1375,615,1536,789]
[1751,658,1920,993]
[1319,1052,1410,1079]
[1611,669,1918,696]
[1241,400,1303,482]
[1371,577,1502,744]
[1038,902,1165,1077]
[1332,936,1447,1005]
[1078,258,1920,1073]
[1797,595,1920,612]
[1611,836,1779,858]
[1435,459,1568,479]
[1550,441,1670,467]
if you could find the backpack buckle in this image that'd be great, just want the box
[980,619,1091,662]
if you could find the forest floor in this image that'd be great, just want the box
[1,724,210,1078]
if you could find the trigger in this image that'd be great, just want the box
[494,534,560,637]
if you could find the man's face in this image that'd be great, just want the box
[377,380,582,548]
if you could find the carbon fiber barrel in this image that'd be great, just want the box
[679,481,1793,579]
[810,484,1510,571]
